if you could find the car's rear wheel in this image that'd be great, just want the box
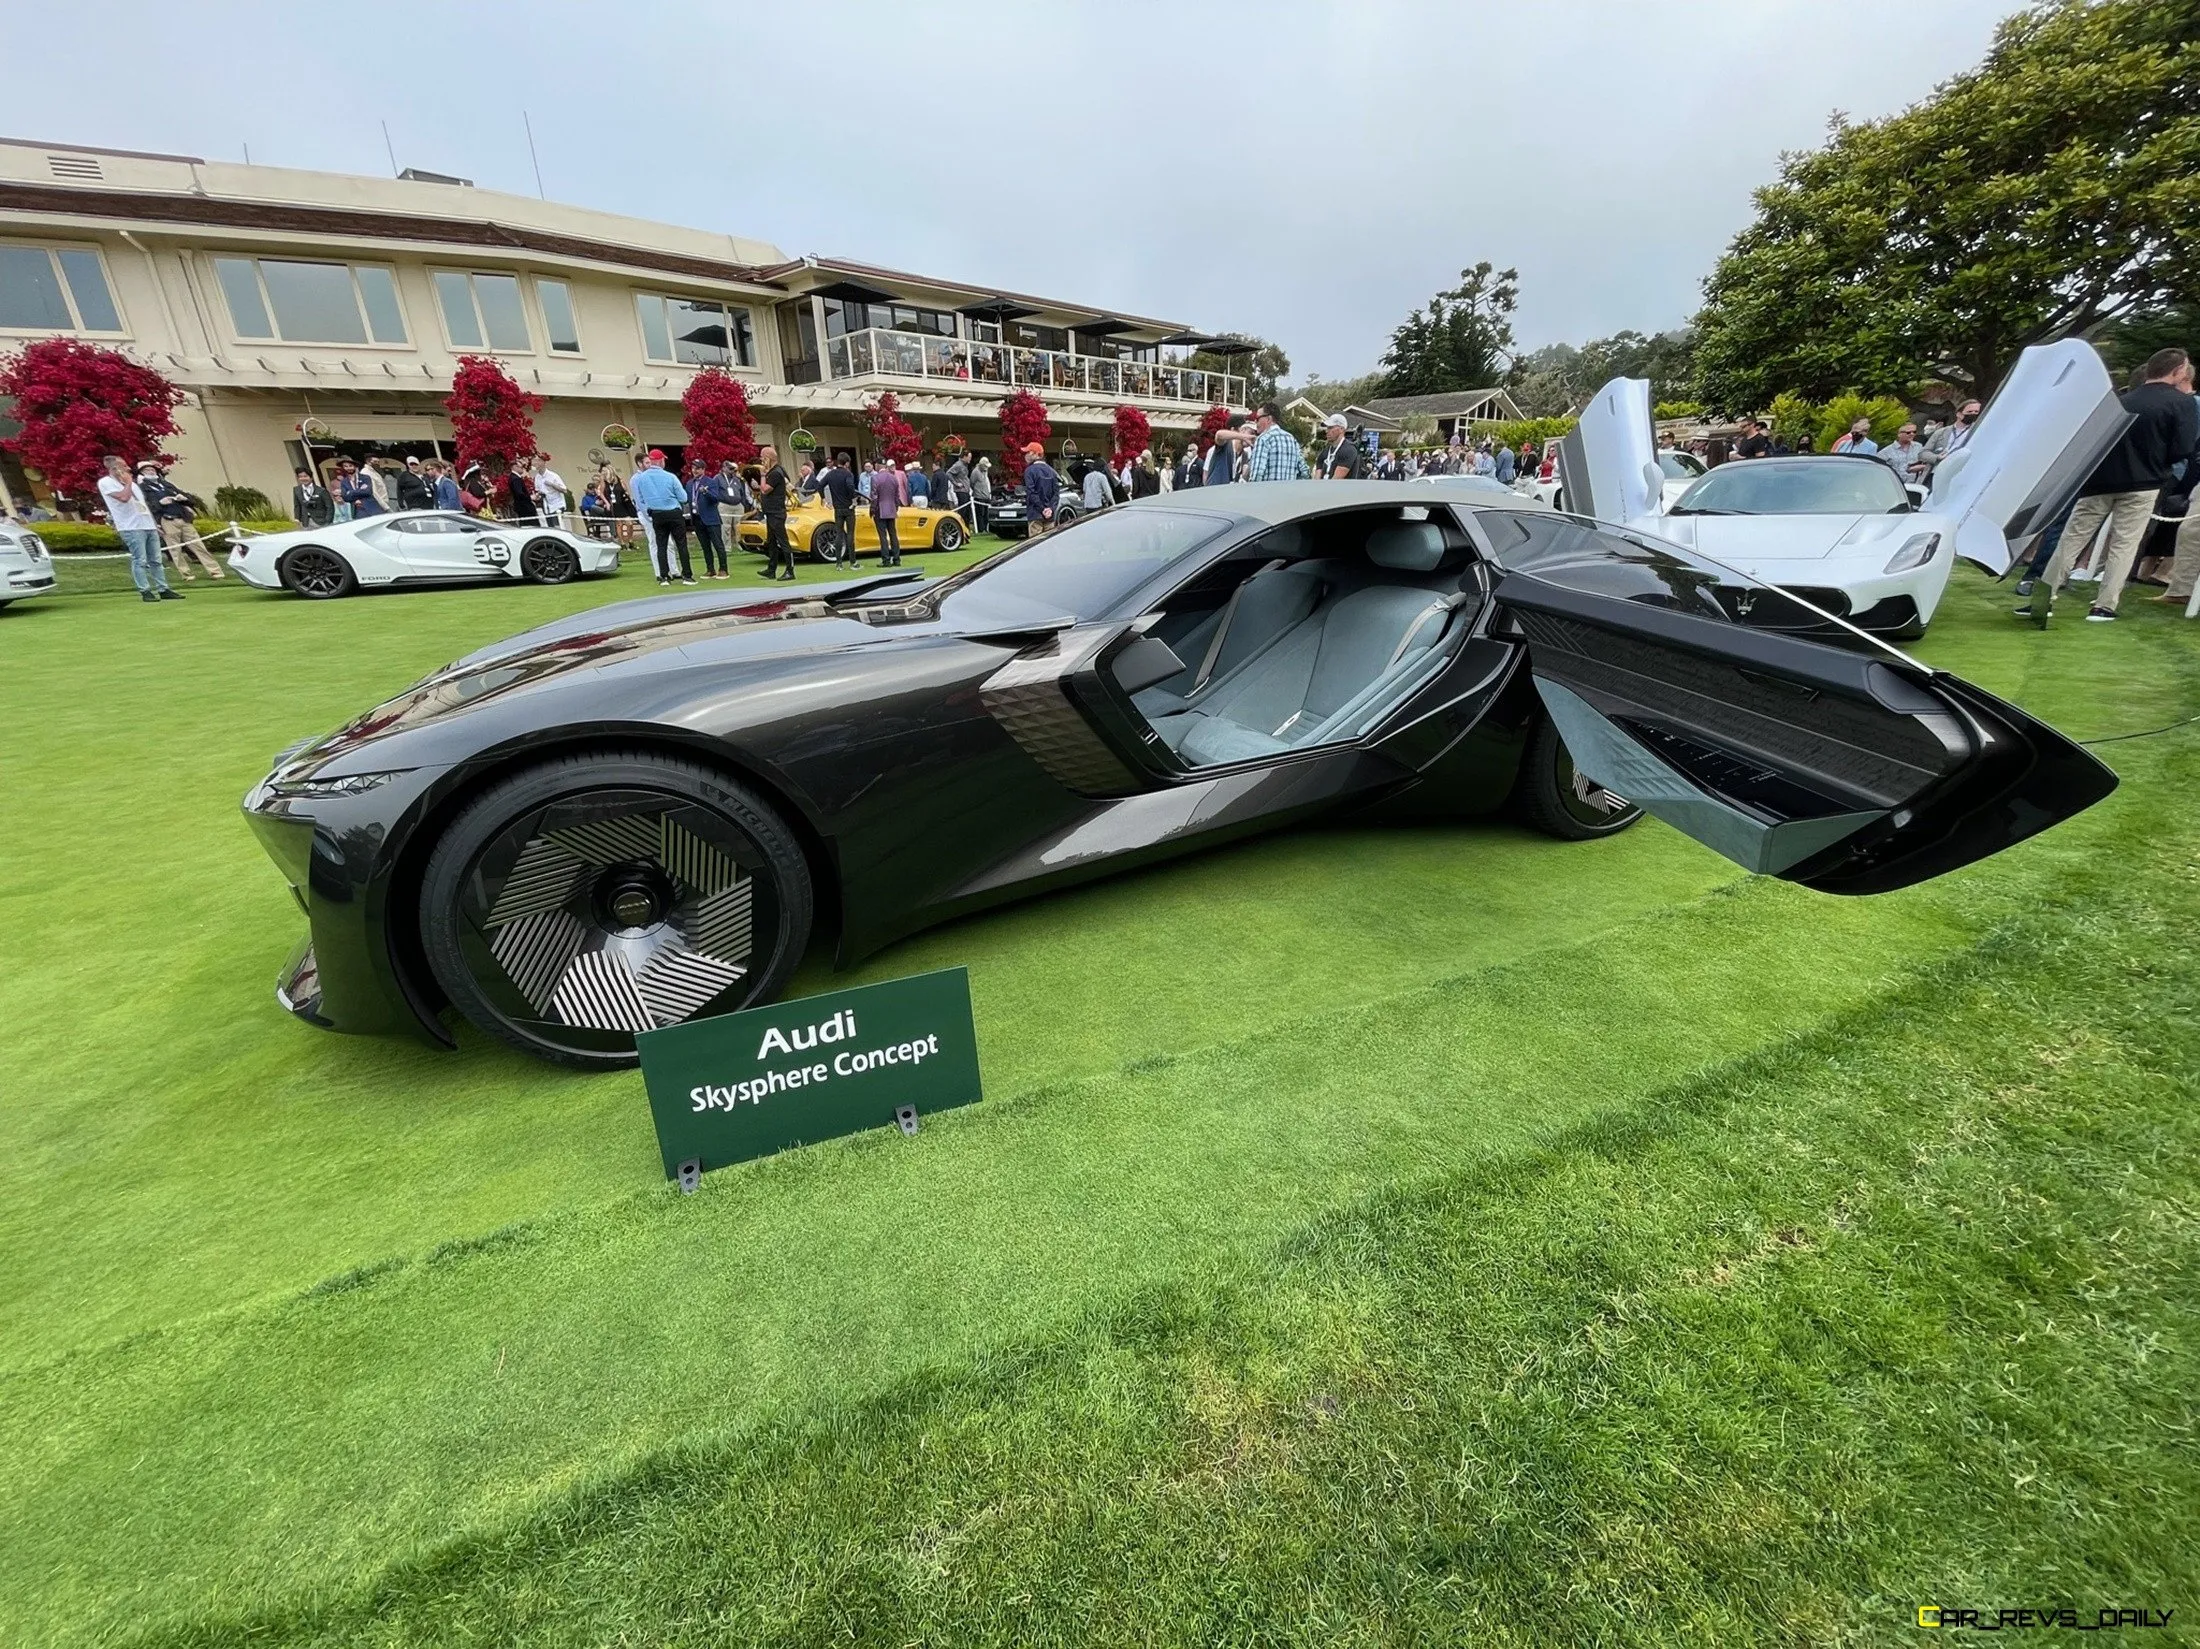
[521,536,580,583]
[279,545,355,599]
[931,514,965,551]
[1514,714,1642,840]
[418,752,813,1068]
[809,524,846,564]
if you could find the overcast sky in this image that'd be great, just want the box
[9,0,2016,380]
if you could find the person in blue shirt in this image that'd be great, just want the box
[1019,443,1061,534]
[629,450,694,585]
[428,460,463,512]
[689,460,735,580]
[905,462,930,505]
[336,459,381,518]
[1207,416,1249,486]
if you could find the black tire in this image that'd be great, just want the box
[809,524,846,564]
[521,536,581,583]
[279,545,356,599]
[1514,715,1643,841]
[931,514,965,551]
[418,752,813,1068]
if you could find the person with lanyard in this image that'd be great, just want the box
[1173,442,1204,491]
[1316,414,1362,480]
[335,458,380,519]
[689,460,734,581]
[756,444,795,581]
[629,449,694,586]
[816,452,860,561]
[1019,443,1061,536]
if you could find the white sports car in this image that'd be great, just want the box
[1559,340,2130,638]
[226,511,621,599]
[0,519,56,610]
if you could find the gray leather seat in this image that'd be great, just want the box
[1153,522,1464,766]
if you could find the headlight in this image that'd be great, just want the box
[266,770,406,799]
[1883,532,1941,574]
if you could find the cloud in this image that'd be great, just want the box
[16,0,2013,378]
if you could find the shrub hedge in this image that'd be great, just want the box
[28,519,293,553]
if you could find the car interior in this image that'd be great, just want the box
[1119,504,1487,769]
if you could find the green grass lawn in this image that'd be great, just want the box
[1,557,2194,1645]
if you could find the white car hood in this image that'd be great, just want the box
[1655,511,1923,567]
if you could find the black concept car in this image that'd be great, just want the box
[244,478,2116,1067]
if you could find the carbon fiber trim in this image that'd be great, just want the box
[981,632,1146,797]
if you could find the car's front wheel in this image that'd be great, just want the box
[809,524,847,564]
[418,752,814,1067]
[279,545,356,599]
[932,514,965,551]
[1514,715,1642,841]
[521,537,581,583]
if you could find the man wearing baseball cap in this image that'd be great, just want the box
[1316,414,1362,481]
[628,448,694,585]
[1020,442,1061,536]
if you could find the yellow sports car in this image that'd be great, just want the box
[735,496,969,563]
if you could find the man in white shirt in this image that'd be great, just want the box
[98,455,179,602]
[534,460,569,525]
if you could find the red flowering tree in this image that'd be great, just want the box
[0,338,181,500]
[1195,402,1233,453]
[681,367,760,469]
[998,390,1051,484]
[1109,404,1152,470]
[445,355,544,474]
[860,392,923,465]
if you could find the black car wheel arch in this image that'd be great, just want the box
[1512,714,1643,841]
[416,750,814,1067]
[280,545,356,599]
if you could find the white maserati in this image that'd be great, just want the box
[1560,340,2130,637]
[226,511,621,599]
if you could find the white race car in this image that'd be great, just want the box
[0,519,56,610]
[226,511,621,599]
[1558,340,2130,637]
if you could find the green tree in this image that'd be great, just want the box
[1766,391,1820,448]
[1813,392,1913,452]
[1380,262,1518,396]
[1693,0,2200,412]
[1508,329,1697,414]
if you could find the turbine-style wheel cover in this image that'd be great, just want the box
[421,758,810,1065]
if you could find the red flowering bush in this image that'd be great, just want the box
[682,367,760,469]
[0,339,181,498]
[1195,402,1233,453]
[861,392,923,464]
[1109,404,1152,470]
[445,356,544,474]
[998,390,1052,484]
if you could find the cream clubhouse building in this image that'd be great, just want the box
[0,136,1248,510]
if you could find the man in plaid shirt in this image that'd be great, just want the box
[1244,402,1310,482]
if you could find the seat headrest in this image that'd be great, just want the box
[1254,523,1303,559]
[1365,521,1446,571]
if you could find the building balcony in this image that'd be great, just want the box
[818,327,1244,409]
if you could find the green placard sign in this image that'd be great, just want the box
[634,967,981,1179]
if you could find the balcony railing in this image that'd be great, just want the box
[823,327,1244,407]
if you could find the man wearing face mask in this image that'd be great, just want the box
[1922,399,1982,476]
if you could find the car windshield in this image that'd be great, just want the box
[1672,458,1907,516]
[936,507,1228,622]
[1657,451,1705,480]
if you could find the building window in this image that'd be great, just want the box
[821,298,957,340]
[1010,321,1068,352]
[0,243,124,334]
[434,270,531,352]
[212,257,406,346]
[636,292,754,368]
[536,278,581,354]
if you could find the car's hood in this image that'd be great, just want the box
[1653,511,1930,566]
[285,573,1060,775]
